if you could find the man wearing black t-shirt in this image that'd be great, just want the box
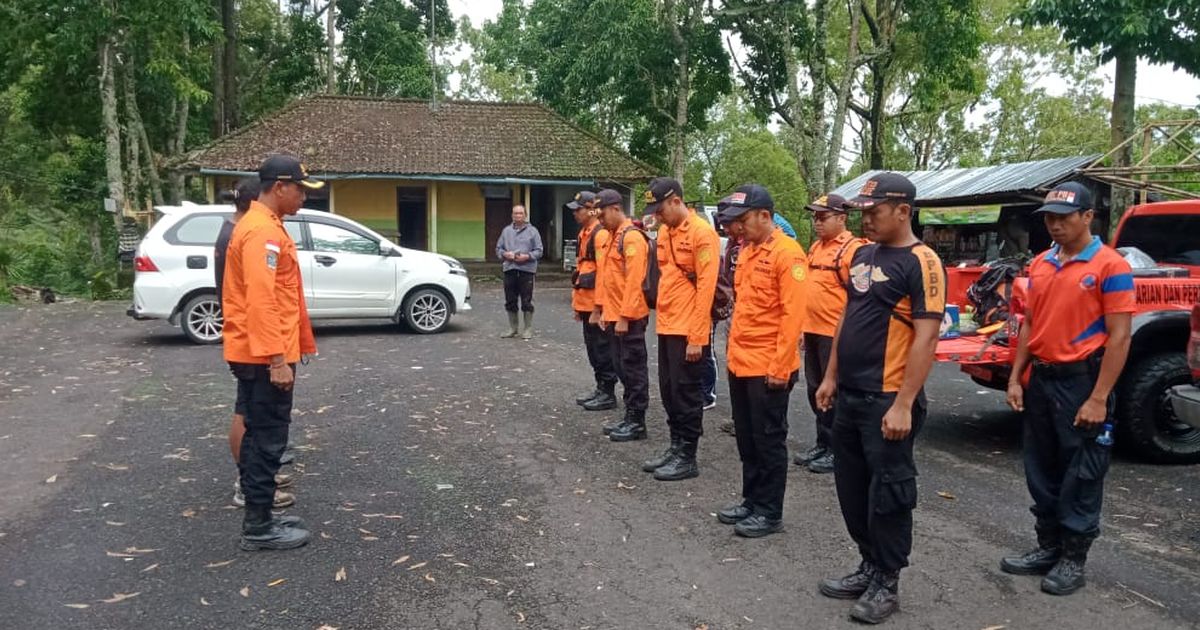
[814,173,946,624]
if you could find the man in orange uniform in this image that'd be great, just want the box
[717,184,808,538]
[1001,182,1133,596]
[639,178,720,481]
[590,188,652,441]
[815,173,945,623]
[569,191,618,411]
[223,155,320,551]
[796,193,867,474]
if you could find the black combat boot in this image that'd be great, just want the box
[733,513,783,538]
[240,504,311,551]
[793,445,825,466]
[575,388,603,406]
[1001,522,1061,575]
[1041,534,1091,595]
[582,389,617,411]
[653,440,699,481]
[608,409,647,442]
[717,504,751,525]
[819,560,876,599]
[850,570,900,624]
[807,451,834,474]
[602,416,624,435]
[642,437,681,472]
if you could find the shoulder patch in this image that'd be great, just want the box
[791,263,806,282]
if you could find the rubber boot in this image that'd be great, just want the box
[1041,534,1090,595]
[641,437,681,472]
[1001,522,1061,575]
[850,570,900,624]
[240,504,311,551]
[609,409,647,442]
[500,312,520,338]
[521,311,534,340]
[653,439,699,481]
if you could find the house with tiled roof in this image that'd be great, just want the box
[181,95,659,261]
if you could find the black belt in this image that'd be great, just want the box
[1032,351,1103,379]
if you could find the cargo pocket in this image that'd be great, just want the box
[1076,441,1110,482]
[875,468,918,515]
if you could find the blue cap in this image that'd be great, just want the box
[721,184,775,219]
[1035,181,1093,214]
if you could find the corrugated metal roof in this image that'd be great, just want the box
[830,155,1102,207]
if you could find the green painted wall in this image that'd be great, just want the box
[437,219,485,259]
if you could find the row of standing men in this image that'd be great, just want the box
[560,173,1132,624]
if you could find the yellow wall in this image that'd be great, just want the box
[331,179,401,234]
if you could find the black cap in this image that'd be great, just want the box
[258,155,324,189]
[595,189,624,209]
[845,172,914,209]
[1034,181,1092,214]
[720,184,774,219]
[805,193,848,214]
[715,195,737,224]
[642,177,684,213]
[566,190,598,210]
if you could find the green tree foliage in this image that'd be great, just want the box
[337,0,452,97]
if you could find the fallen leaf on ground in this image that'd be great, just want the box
[105,551,136,558]
[140,563,159,573]
[239,586,250,598]
[100,463,129,471]
[936,491,957,501]
[516,611,526,623]
[616,481,637,490]
[181,509,196,518]
[64,603,90,609]
[981,626,1006,630]
[268,578,286,587]
[105,521,125,527]
[407,562,428,571]
[423,573,436,583]
[206,560,235,568]
[99,592,140,604]
[334,567,347,582]
[124,547,159,554]
[200,597,211,606]
[317,626,339,630]
[480,577,500,585]
[391,555,411,566]
[45,475,57,484]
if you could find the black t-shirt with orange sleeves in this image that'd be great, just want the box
[596,218,650,323]
[727,228,809,380]
[1026,236,1135,364]
[804,230,868,337]
[837,242,946,393]
[572,220,609,313]
[655,211,721,345]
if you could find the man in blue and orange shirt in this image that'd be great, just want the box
[1001,182,1133,596]
[223,155,320,552]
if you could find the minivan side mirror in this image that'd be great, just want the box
[381,244,402,257]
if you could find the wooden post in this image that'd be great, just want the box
[430,181,439,253]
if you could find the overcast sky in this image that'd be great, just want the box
[446,0,1200,110]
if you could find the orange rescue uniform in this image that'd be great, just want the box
[727,228,809,380]
[222,201,316,364]
[596,218,651,323]
[572,220,610,313]
[804,230,867,337]
[655,211,721,345]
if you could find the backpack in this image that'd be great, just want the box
[572,225,600,290]
[617,225,660,309]
[967,259,1024,326]
[665,230,732,321]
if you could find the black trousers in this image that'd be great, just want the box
[833,388,926,573]
[658,334,709,442]
[1023,365,1112,541]
[578,311,617,391]
[230,362,294,509]
[503,270,535,313]
[803,333,835,449]
[608,317,649,412]
[729,371,798,520]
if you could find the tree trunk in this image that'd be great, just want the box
[211,0,225,137]
[124,66,164,206]
[868,64,887,169]
[805,0,829,196]
[825,0,861,191]
[664,0,694,182]
[1109,47,1137,228]
[168,34,190,204]
[327,0,337,93]
[99,36,126,235]
[221,0,239,131]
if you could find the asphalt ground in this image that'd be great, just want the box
[1,281,1198,630]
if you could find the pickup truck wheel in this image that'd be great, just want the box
[401,288,451,334]
[181,293,223,345]
[1117,353,1200,464]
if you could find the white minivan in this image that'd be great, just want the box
[128,203,472,343]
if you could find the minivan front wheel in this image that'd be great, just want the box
[402,288,451,334]
[182,294,223,344]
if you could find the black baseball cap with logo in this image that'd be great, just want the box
[566,190,598,210]
[1034,181,1093,214]
[720,183,775,219]
[805,193,849,214]
[642,177,684,214]
[595,189,624,209]
[844,172,915,210]
[258,155,325,189]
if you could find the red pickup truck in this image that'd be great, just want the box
[939,200,1200,464]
